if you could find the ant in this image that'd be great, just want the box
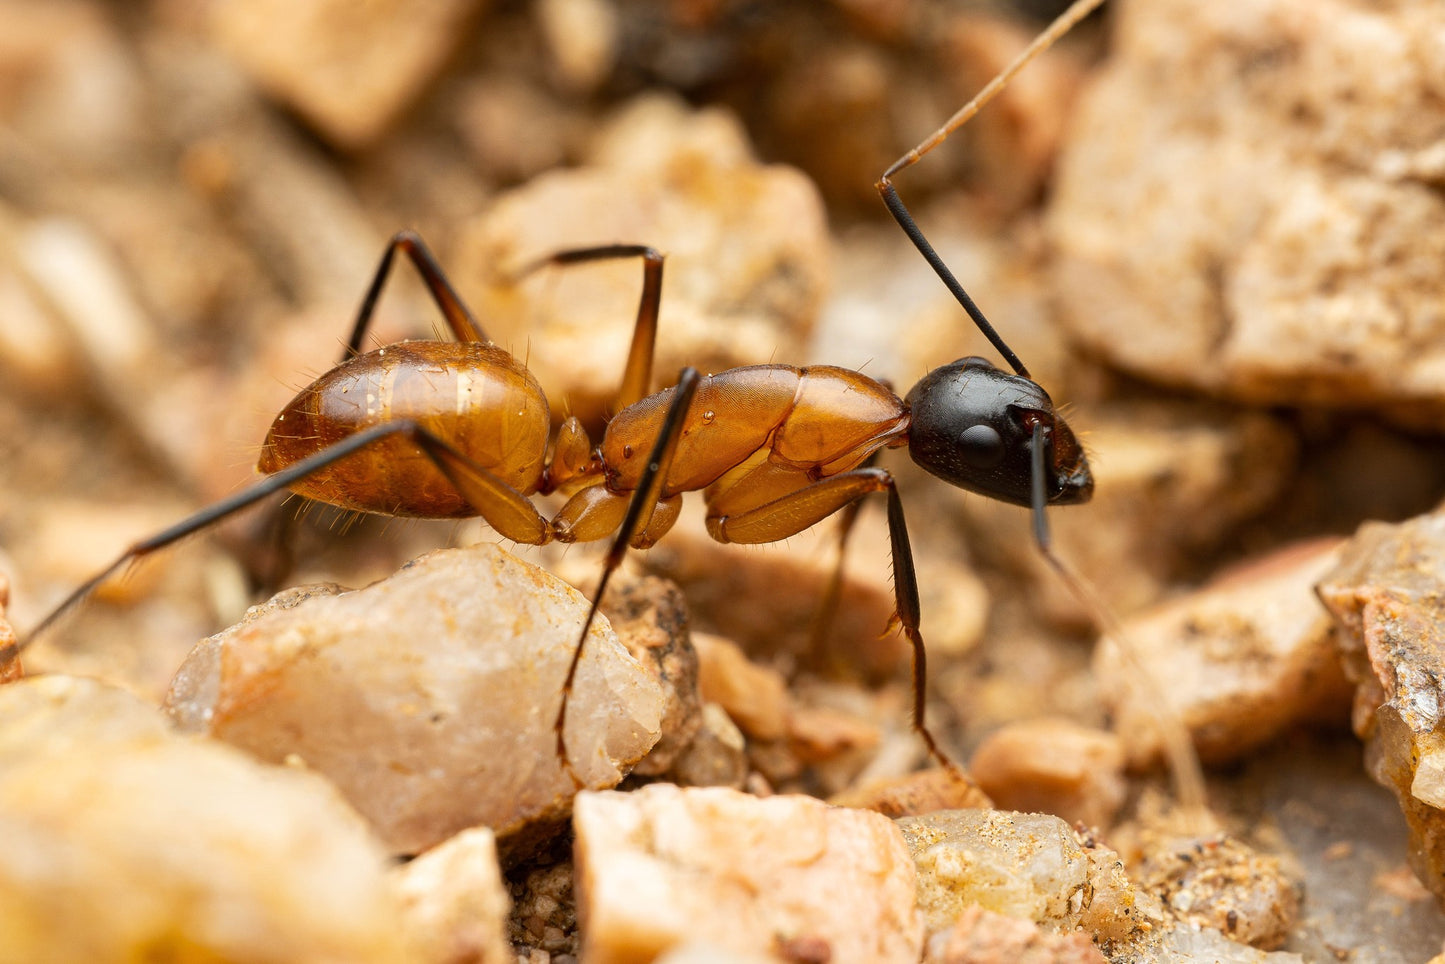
[5,0,1108,785]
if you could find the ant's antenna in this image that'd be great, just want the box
[877,0,1106,380]
[882,0,1106,184]
[885,0,1212,821]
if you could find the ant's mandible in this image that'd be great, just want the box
[5,0,1105,782]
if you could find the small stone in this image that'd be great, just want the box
[1138,835,1301,951]
[508,860,577,961]
[693,632,790,742]
[1316,507,1445,904]
[573,784,924,964]
[536,0,619,95]
[455,94,829,427]
[454,74,581,183]
[654,943,781,964]
[1153,926,1306,963]
[577,570,699,777]
[1048,0,1445,428]
[0,676,406,963]
[924,906,1106,964]
[1096,538,1351,768]
[164,544,666,854]
[210,0,487,149]
[787,703,882,767]
[831,767,992,819]
[969,720,1126,830]
[669,702,748,789]
[0,1,145,164]
[897,809,1164,945]
[645,500,983,683]
[394,827,512,964]
[0,675,169,757]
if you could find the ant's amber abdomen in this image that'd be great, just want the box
[259,342,550,517]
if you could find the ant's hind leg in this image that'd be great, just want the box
[516,245,665,411]
[706,468,964,775]
[343,230,489,359]
[808,496,866,675]
[10,421,549,669]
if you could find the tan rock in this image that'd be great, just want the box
[165,544,666,854]
[455,94,829,427]
[0,1,145,165]
[573,784,924,964]
[969,720,1126,829]
[924,906,1106,964]
[0,675,169,757]
[1317,508,1445,905]
[669,702,749,789]
[1048,0,1445,428]
[587,571,700,777]
[536,0,618,94]
[1152,926,1306,963]
[0,676,405,963]
[654,943,781,964]
[395,827,512,964]
[210,0,486,149]
[787,702,882,767]
[898,809,1163,945]
[694,632,790,741]
[832,767,992,819]
[454,73,582,183]
[1097,539,1352,768]
[1139,835,1300,951]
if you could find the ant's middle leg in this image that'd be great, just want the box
[343,230,489,360]
[706,467,963,775]
[9,420,549,668]
[515,244,665,411]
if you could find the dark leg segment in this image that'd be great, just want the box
[517,244,665,411]
[707,467,963,773]
[7,420,548,668]
[553,366,701,788]
[343,230,488,359]
[807,449,883,667]
[882,480,963,776]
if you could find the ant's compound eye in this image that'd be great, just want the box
[958,424,1005,467]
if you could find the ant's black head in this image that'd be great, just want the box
[905,357,1092,508]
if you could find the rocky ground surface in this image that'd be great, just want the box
[2,0,1445,961]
